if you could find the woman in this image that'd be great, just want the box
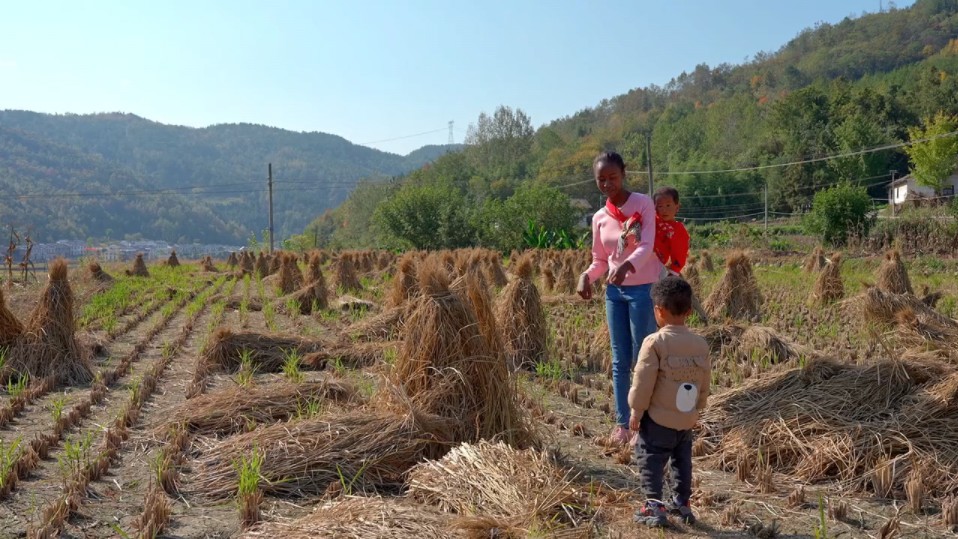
[578,151,658,446]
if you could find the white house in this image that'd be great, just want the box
[888,172,958,206]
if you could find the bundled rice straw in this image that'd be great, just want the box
[703,252,762,321]
[810,253,844,305]
[255,253,270,279]
[450,269,503,360]
[302,341,396,370]
[200,256,218,272]
[846,287,956,329]
[696,324,747,356]
[87,261,114,283]
[876,249,913,295]
[305,254,324,285]
[269,252,282,275]
[226,252,238,267]
[700,357,958,499]
[185,408,454,499]
[484,251,508,288]
[277,254,300,295]
[126,253,150,277]
[345,307,404,341]
[683,255,702,297]
[167,250,180,267]
[698,250,715,273]
[281,280,329,314]
[383,258,531,450]
[587,325,611,375]
[803,246,826,273]
[408,441,588,536]
[335,253,363,293]
[556,261,577,295]
[0,288,23,347]
[387,254,418,308]
[9,259,92,384]
[200,328,327,373]
[165,377,362,436]
[241,496,460,539]
[496,255,548,370]
[736,325,811,365]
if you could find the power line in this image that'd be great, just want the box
[359,127,449,146]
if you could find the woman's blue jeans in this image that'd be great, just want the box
[605,283,657,427]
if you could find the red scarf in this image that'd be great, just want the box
[606,196,642,257]
[605,197,636,223]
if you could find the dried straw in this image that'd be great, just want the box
[703,251,762,321]
[810,253,844,305]
[0,287,23,346]
[126,253,150,277]
[200,256,218,272]
[803,247,826,273]
[200,328,327,373]
[496,256,548,370]
[9,259,92,384]
[277,254,301,296]
[387,254,419,308]
[876,249,913,295]
[87,261,114,283]
[241,496,460,539]
[255,253,270,279]
[484,251,508,288]
[698,250,715,273]
[335,253,363,293]
[408,441,588,536]
[167,250,180,267]
[226,252,238,267]
[165,377,362,436]
[185,408,454,499]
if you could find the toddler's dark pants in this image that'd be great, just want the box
[635,412,693,506]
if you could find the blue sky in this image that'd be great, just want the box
[0,0,914,155]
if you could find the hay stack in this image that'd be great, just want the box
[736,326,810,365]
[408,441,588,536]
[386,254,418,308]
[541,266,556,292]
[166,377,362,436]
[9,259,92,384]
[126,253,150,277]
[200,328,327,373]
[496,256,547,370]
[876,249,913,295]
[200,256,217,272]
[255,253,270,279]
[281,280,330,314]
[384,259,530,449]
[700,357,958,500]
[306,254,324,285]
[167,250,180,267]
[450,269,503,360]
[587,325,612,375]
[484,252,508,288]
[335,253,363,293]
[556,261,577,295]
[683,255,702,297]
[703,251,762,321]
[345,307,404,341]
[186,409,454,499]
[226,252,238,267]
[87,261,114,283]
[241,496,459,539]
[238,252,255,277]
[268,252,282,275]
[699,250,715,273]
[810,253,844,305]
[847,287,956,329]
[0,287,23,346]
[803,247,826,273]
[277,254,300,295]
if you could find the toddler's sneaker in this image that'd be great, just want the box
[669,501,696,524]
[634,501,668,528]
[608,425,630,446]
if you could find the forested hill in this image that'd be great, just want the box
[0,110,461,242]
[308,0,958,252]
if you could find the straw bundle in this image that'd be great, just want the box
[200,328,327,373]
[282,279,329,314]
[305,254,324,285]
[167,250,180,267]
[165,377,362,436]
[556,261,577,295]
[696,324,747,356]
[700,357,958,499]
[736,325,810,365]
[269,252,282,275]
[9,259,92,384]
[587,325,611,375]
[335,253,363,293]
[450,269,503,360]
[484,252,508,288]
[277,254,300,295]
[541,266,556,292]
[703,252,762,321]
[241,496,459,539]
[810,253,844,305]
[387,254,419,308]
[0,288,23,347]
[185,409,454,499]
[846,287,956,329]
[496,256,548,370]
[384,259,530,450]
[683,256,702,297]
[345,307,405,341]
[698,250,715,273]
[408,441,587,536]
[803,247,826,273]
[126,253,150,277]
[226,252,238,267]
[255,253,270,279]
[302,341,396,370]
[200,256,217,272]
[876,249,913,295]
[87,261,114,283]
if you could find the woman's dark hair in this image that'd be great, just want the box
[593,151,626,172]
[653,186,680,203]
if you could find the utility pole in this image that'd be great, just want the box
[268,163,274,254]
[763,182,769,234]
[645,133,654,195]
[889,169,897,218]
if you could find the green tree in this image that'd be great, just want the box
[464,105,534,178]
[473,183,579,251]
[374,182,475,250]
[904,111,958,192]
[805,183,874,245]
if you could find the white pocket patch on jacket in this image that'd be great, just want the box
[675,382,698,413]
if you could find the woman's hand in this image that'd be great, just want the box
[608,261,634,285]
[576,274,592,300]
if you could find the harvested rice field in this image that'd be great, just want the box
[0,248,957,538]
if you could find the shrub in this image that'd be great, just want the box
[805,183,874,246]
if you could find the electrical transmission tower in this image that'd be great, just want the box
[448,121,454,144]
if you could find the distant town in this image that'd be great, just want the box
[7,239,246,264]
